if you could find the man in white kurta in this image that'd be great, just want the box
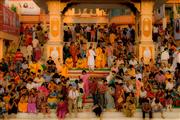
[161,48,169,65]
[27,45,33,61]
[87,48,96,71]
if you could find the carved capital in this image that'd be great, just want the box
[46,0,67,14]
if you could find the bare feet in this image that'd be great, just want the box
[161,115,165,119]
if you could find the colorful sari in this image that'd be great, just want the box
[115,85,124,111]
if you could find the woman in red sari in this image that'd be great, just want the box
[56,98,68,120]
[69,42,78,67]
[115,83,124,111]
[34,45,41,61]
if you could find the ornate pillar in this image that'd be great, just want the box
[135,11,140,44]
[138,0,155,64]
[45,0,67,63]
[40,9,47,25]
[0,38,3,60]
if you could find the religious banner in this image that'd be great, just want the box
[174,18,180,40]
[8,0,40,15]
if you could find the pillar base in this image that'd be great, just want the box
[45,41,63,64]
[138,41,155,65]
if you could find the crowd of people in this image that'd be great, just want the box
[0,22,179,120]
[63,24,135,70]
[19,22,49,62]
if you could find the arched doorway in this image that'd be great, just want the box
[61,2,141,63]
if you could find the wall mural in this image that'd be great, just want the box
[66,8,108,17]
[142,46,153,64]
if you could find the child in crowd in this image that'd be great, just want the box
[0,97,6,119]
[27,93,37,113]
[41,102,50,117]
[123,100,136,117]
[78,88,84,111]
[92,104,103,120]
[165,91,173,111]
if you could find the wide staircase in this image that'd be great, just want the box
[7,109,180,120]
[68,68,111,111]
[5,69,180,120]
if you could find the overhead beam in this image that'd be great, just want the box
[154,0,167,9]
[33,0,48,13]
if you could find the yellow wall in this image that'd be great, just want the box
[0,31,19,41]
[167,0,180,4]
[0,31,19,59]
[20,14,136,24]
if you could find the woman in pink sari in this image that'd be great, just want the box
[136,78,144,97]
[80,70,89,98]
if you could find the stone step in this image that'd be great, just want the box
[7,109,180,120]
[68,70,110,79]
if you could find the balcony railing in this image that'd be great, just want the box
[0,4,19,35]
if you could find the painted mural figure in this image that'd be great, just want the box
[51,47,59,61]
[143,47,151,64]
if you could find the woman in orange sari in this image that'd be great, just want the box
[95,45,102,68]
[101,48,106,68]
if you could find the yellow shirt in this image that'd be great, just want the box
[76,58,84,68]
[165,73,172,80]
[109,33,116,44]
[65,58,73,69]
[128,68,136,77]
[29,63,42,73]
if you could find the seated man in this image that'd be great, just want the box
[123,100,136,117]
[76,56,84,69]
[65,56,73,69]
[46,57,56,73]
[151,98,165,119]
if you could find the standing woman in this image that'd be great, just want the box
[115,83,124,111]
[105,84,115,110]
[90,25,96,42]
[87,46,96,72]
[80,70,90,98]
